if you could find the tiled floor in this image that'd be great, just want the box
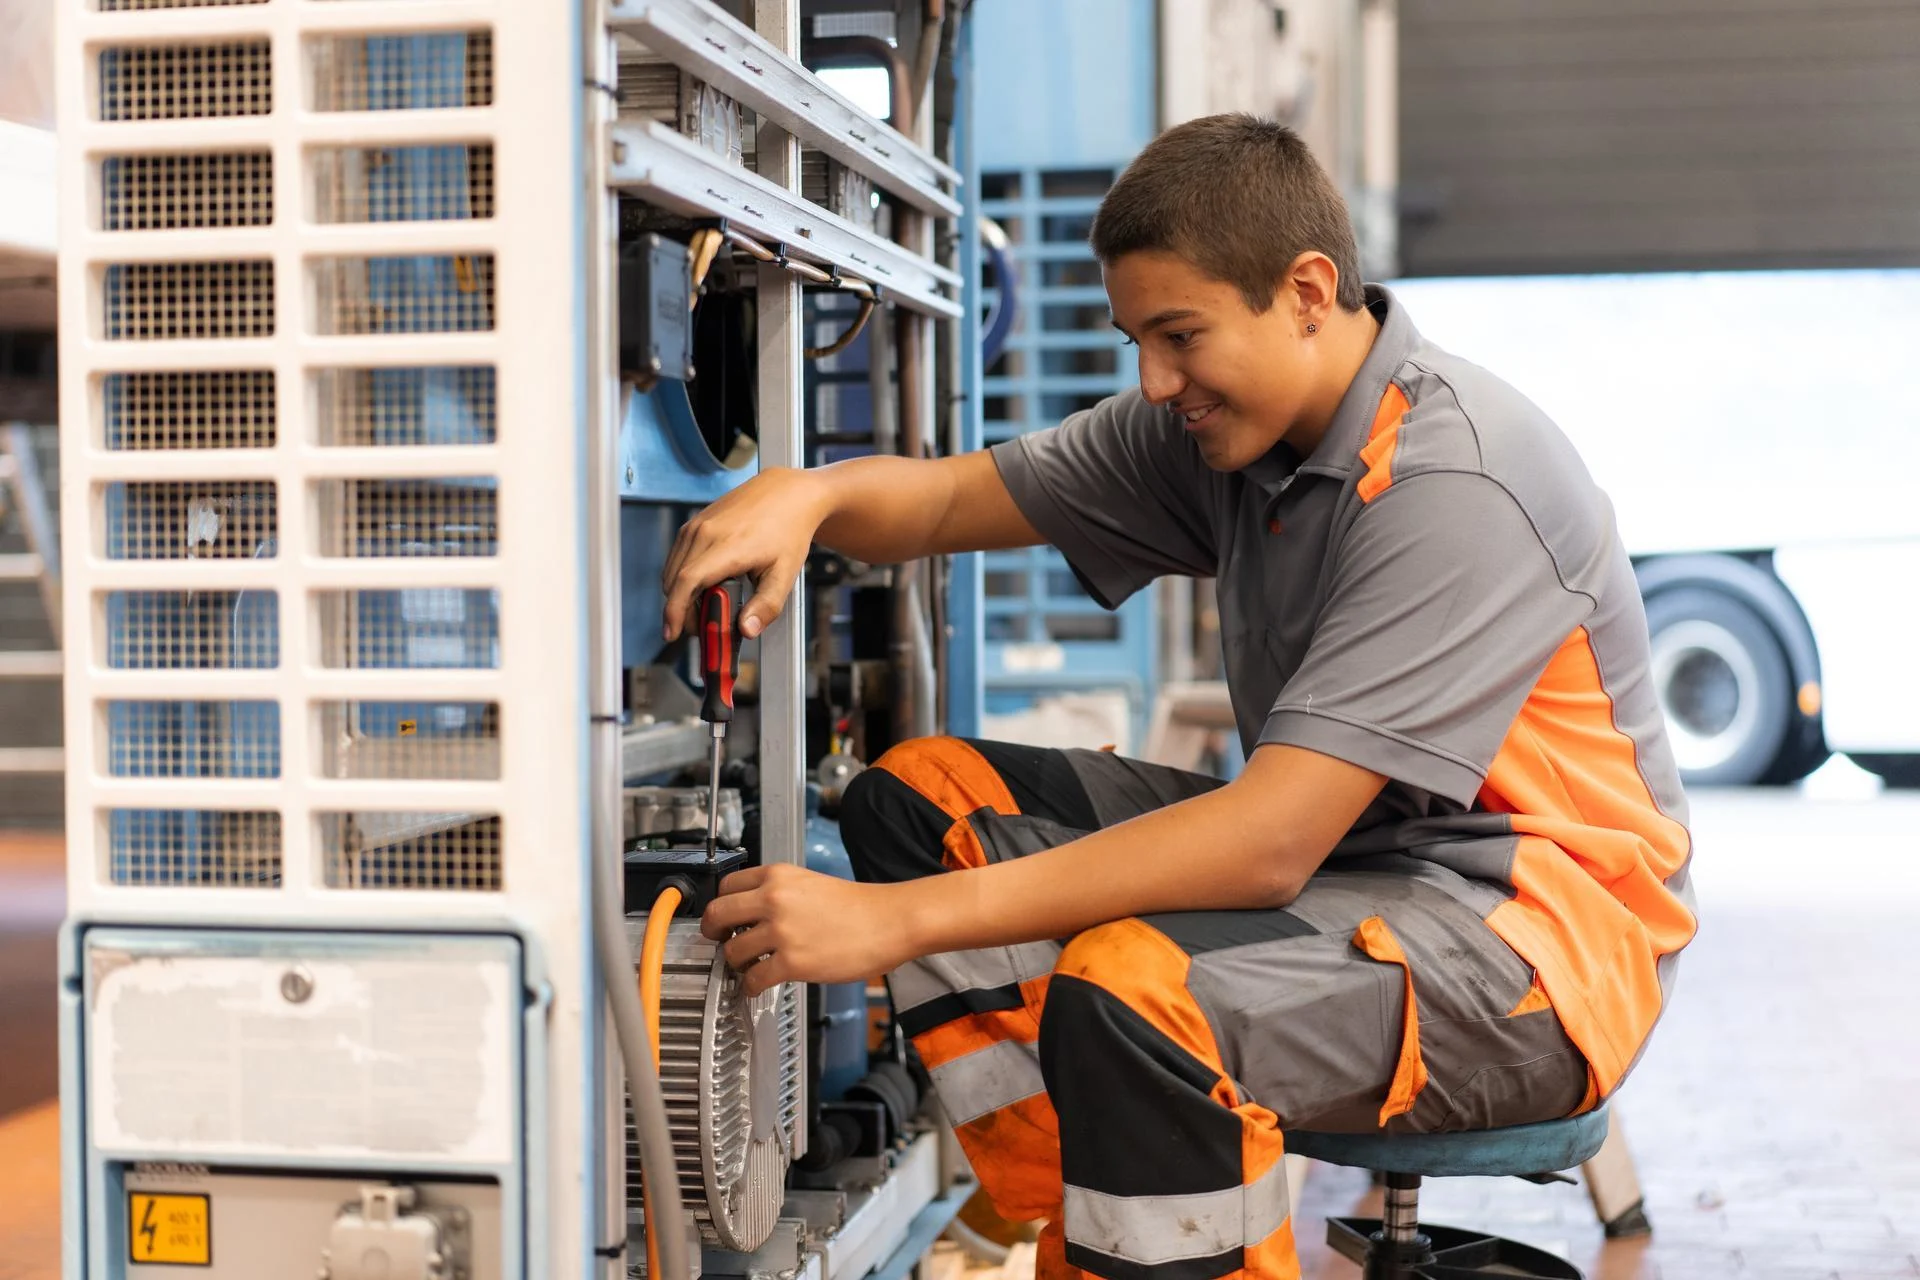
[4,788,1919,1278]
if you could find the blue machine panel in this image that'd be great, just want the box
[971,0,1161,740]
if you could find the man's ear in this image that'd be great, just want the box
[1285,251,1340,329]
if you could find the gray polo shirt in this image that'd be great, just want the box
[992,289,1699,1091]
[990,285,1689,848]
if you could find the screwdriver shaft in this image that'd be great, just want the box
[706,724,725,862]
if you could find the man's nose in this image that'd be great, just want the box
[1137,347,1185,406]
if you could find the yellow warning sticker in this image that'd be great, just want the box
[398,718,418,736]
[129,1192,211,1266]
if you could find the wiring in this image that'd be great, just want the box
[805,295,876,360]
[638,884,686,1280]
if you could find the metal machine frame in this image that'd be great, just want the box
[55,0,964,1274]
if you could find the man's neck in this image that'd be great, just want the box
[1286,305,1385,458]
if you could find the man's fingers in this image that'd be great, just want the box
[741,958,786,998]
[739,560,797,639]
[722,923,776,971]
[717,867,767,895]
[701,889,763,940]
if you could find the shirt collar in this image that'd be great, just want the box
[1236,284,1416,504]
[1299,283,1417,477]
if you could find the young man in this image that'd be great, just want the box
[663,114,1696,1280]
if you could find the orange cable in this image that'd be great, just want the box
[638,885,684,1277]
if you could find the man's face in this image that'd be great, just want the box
[1104,250,1311,471]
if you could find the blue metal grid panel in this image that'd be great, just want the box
[977,164,1156,736]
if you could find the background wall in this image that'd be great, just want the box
[1398,0,1920,276]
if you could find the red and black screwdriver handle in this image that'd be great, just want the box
[698,583,739,726]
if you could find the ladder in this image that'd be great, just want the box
[0,421,63,778]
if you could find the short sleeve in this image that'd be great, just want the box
[1258,471,1596,804]
[990,389,1218,608]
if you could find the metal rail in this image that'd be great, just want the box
[608,120,960,319]
[608,0,961,218]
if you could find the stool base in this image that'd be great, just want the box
[1326,1217,1585,1280]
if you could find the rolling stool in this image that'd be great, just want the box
[1287,1105,1613,1280]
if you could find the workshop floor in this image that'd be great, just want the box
[3,788,1917,1279]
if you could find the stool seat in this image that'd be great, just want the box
[1288,1105,1610,1179]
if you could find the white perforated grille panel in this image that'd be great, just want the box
[98,42,272,121]
[102,152,274,230]
[68,8,522,908]
[104,371,277,450]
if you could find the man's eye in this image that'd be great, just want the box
[1168,331,1196,348]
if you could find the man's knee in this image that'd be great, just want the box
[837,738,954,884]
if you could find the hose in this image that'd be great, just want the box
[594,849,690,1280]
[805,296,876,360]
[638,885,685,1280]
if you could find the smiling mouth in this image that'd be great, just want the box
[1176,404,1221,430]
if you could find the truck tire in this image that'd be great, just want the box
[1644,588,1792,788]
[1849,754,1920,789]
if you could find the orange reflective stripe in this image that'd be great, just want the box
[1243,1218,1303,1280]
[1056,919,1220,1067]
[1352,915,1428,1125]
[875,736,1020,822]
[956,1090,1064,1223]
[1506,975,1554,1018]
[1058,918,1293,1274]
[1355,383,1411,504]
[912,976,1051,1070]
[1480,626,1698,1097]
[876,736,1022,871]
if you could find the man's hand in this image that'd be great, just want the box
[662,467,831,643]
[701,864,917,997]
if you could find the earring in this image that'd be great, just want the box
[1305,323,1318,334]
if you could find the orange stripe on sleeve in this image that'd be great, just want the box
[1355,383,1412,504]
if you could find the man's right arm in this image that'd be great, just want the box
[661,450,1040,641]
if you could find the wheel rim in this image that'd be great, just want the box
[1651,619,1763,773]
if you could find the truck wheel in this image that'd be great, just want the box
[1645,588,1791,788]
[1849,754,1920,789]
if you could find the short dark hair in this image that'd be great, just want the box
[1090,114,1367,314]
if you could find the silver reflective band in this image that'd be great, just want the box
[1064,1157,1290,1265]
[928,1039,1047,1126]
[890,941,1061,1017]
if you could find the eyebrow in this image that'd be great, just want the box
[1111,308,1201,338]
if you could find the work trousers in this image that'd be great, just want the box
[838,737,1590,1280]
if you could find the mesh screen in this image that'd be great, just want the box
[309,32,493,111]
[318,701,500,780]
[316,479,496,558]
[315,367,496,447]
[98,42,272,121]
[103,590,279,668]
[104,481,277,560]
[319,812,502,890]
[313,255,494,335]
[104,371,277,449]
[315,589,500,669]
[312,145,495,223]
[108,809,283,887]
[103,260,275,340]
[101,152,273,231]
[107,700,280,778]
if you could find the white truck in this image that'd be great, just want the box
[1392,269,1920,788]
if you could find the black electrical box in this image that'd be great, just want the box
[620,233,697,382]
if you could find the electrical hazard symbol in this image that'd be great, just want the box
[129,1192,211,1265]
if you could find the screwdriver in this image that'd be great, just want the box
[698,583,739,863]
